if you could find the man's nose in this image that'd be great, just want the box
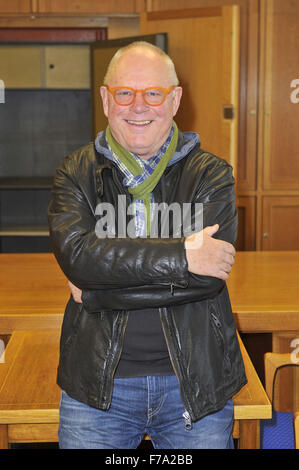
[130,91,148,111]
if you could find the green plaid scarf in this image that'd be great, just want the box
[106,122,178,236]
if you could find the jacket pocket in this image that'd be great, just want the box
[60,301,83,359]
[209,308,232,375]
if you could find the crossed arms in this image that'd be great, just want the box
[48,149,236,308]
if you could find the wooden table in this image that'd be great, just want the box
[227,251,299,333]
[0,253,68,333]
[0,329,271,449]
[1,251,299,334]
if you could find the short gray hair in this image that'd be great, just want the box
[103,41,179,86]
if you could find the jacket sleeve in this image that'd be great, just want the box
[47,151,189,291]
[192,154,238,246]
[187,153,238,288]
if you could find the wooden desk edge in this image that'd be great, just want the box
[0,409,59,425]
[233,333,271,420]
[234,312,299,333]
[0,315,63,335]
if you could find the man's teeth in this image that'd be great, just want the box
[127,120,151,125]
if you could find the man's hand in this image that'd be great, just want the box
[184,224,236,281]
[68,280,83,304]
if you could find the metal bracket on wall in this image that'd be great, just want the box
[223,105,235,119]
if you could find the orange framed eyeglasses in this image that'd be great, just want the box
[106,85,176,106]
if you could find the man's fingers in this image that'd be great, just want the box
[68,280,83,304]
[219,271,230,281]
[224,253,235,267]
[220,239,236,255]
[223,262,233,274]
[228,245,236,257]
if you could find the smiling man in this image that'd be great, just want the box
[48,41,246,449]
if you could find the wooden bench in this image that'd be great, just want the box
[0,329,271,449]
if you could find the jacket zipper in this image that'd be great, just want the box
[104,312,129,409]
[107,166,191,413]
[170,280,188,295]
[210,311,231,371]
[60,303,83,357]
[159,307,194,424]
[211,311,224,343]
[182,410,192,430]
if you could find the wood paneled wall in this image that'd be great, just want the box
[145,0,299,252]
[257,0,299,250]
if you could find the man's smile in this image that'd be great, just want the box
[125,120,152,126]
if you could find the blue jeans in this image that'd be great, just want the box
[59,375,234,449]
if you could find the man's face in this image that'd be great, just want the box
[100,49,182,160]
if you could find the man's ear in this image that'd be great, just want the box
[100,86,109,118]
[172,86,183,117]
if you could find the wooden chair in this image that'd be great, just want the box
[262,352,299,449]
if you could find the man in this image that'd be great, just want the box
[48,41,246,449]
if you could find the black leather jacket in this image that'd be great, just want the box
[47,133,247,422]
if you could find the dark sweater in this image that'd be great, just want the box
[114,307,174,378]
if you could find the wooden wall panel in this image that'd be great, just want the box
[44,45,90,89]
[256,0,299,250]
[37,0,140,14]
[0,1,31,14]
[0,27,107,41]
[107,17,140,39]
[262,197,299,250]
[236,196,256,251]
[0,46,42,88]
[261,0,299,191]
